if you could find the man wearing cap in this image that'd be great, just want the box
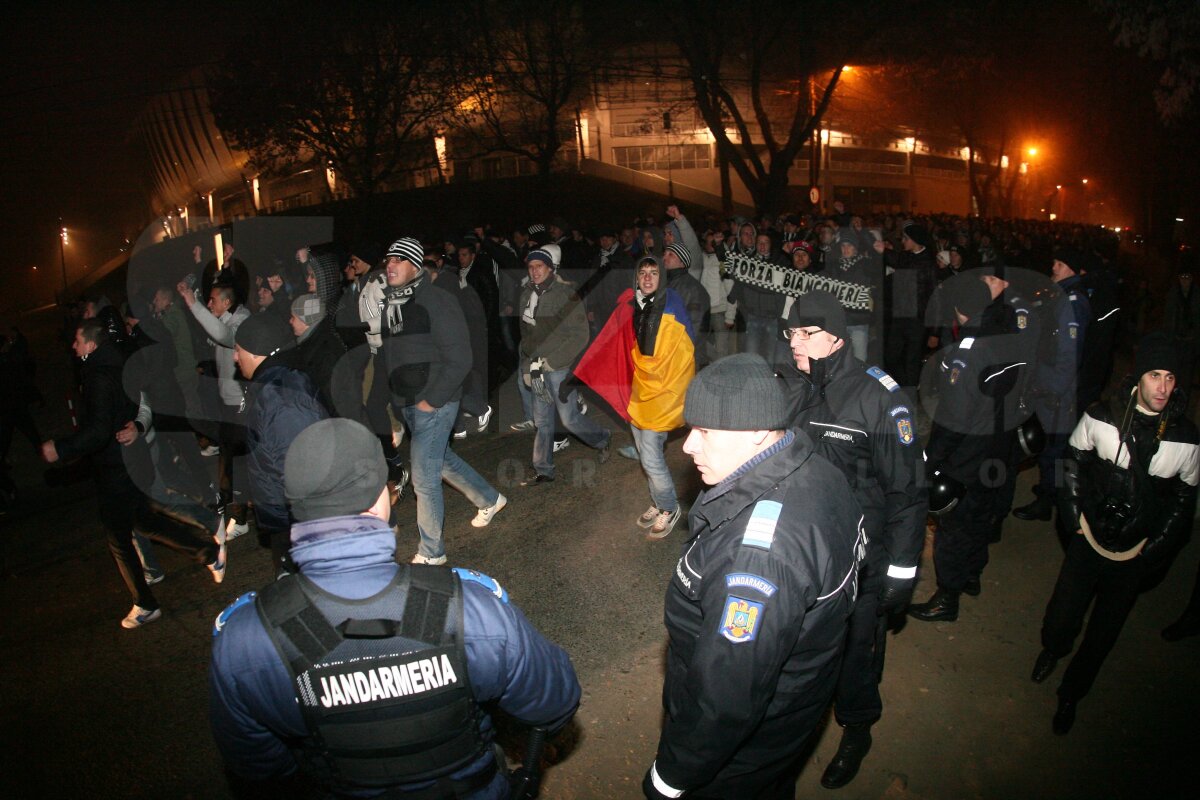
[776,291,926,789]
[289,293,351,416]
[518,243,611,485]
[876,222,937,390]
[643,353,864,800]
[1014,248,1093,522]
[234,312,328,574]
[909,271,1030,622]
[367,238,506,564]
[1030,331,1199,735]
[209,418,580,799]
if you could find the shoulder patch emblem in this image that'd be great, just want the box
[453,568,509,604]
[1068,323,1078,339]
[719,596,764,643]
[742,500,782,550]
[213,591,257,637]
[1016,312,1028,330]
[865,366,900,393]
[725,573,778,597]
[896,417,915,446]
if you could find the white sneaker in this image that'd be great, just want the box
[647,507,681,539]
[225,518,249,541]
[636,506,659,529]
[553,437,570,453]
[476,405,493,433]
[212,513,227,545]
[144,571,165,585]
[200,445,220,457]
[208,542,227,584]
[453,429,468,440]
[577,395,588,415]
[121,605,162,629]
[510,419,536,432]
[472,494,507,528]
[411,553,447,565]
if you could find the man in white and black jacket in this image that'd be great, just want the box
[1031,331,1199,735]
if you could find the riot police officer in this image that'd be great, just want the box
[776,291,926,789]
[209,418,580,798]
[910,272,1030,621]
[1014,248,1092,521]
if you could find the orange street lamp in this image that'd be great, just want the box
[1027,147,1038,157]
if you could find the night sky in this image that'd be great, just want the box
[0,2,1181,312]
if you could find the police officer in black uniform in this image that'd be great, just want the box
[1014,248,1092,521]
[209,419,580,799]
[776,291,926,789]
[644,354,864,799]
[909,272,1030,621]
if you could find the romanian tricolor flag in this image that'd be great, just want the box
[574,288,695,432]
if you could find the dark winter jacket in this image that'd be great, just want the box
[245,358,328,532]
[779,346,926,576]
[56,341,136,467]
[1060,381,1199,564]
[655,431,862,795]
[209,519,580,799]
[294,316,348,416]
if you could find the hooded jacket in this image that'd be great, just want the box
[56,341,137,467]
[187,298,251,408]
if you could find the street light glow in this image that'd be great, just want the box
[1027,147,1038,157]
[60,227,68,245]
[1081,178,1089,184]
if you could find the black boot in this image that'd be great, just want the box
[962,576,982,597]
[1052,698,1077,735]
[1030,650,1058,683]
[820,724,872,790]
[907,589,959,622]
[1013,495,1053,521]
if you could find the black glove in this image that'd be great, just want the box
[877,575,915,615]
[558,373,578,404]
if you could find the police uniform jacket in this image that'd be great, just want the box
[1061,381,1200,564]
[1032,274,1090,402]
[926,299,1028,486]
[778,346,926,580]
[654,431,863,795]
[209,517,581,799]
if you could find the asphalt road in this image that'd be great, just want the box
[2,306,1197,799]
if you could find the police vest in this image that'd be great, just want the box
[256,565,492,798]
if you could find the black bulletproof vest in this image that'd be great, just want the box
[256,565,488,795]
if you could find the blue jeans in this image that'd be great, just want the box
[631,424,677,512]
[401,400,499,559]
[532,369,610,477]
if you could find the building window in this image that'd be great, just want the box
[832,185,907,213]
[612,143,712,171]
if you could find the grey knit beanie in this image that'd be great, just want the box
[285,419,388,522]
[684,353,790,431]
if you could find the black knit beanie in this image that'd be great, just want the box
[1134,331,1182,379]
[942,272,991,321]
[785,290,847,339]
[235,312,294,357]
[684,353,790,430]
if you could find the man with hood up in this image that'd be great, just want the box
[723,220,783,363]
